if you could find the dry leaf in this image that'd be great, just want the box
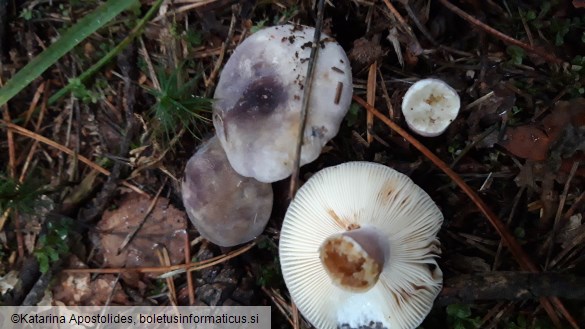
[92,193,187,269]
[500,125,551,161]
[348,37,384,72]
[499,98,585,161]
[52,256,129,306]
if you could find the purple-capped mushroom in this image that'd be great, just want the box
[181,136,273,247]
[213,24,353,183]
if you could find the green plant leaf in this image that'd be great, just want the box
[0,174,47,214]
[507,45,525,65]
[0,0,139,107]
[145,64,212,141]
[49,0,164,104]
[447,304,472,319]
[35,252,50,273]
[33,217,73,273]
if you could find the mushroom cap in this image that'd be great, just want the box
[279,162,443,329]
[213,24,353,183]
[401,78,460,137]
[181,136,273,247]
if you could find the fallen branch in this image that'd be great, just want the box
[438,272,585,305]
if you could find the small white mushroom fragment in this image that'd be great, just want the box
[213,24,353,183]
[181,136,273,247]
[279,162,443,329]
[401,78,460,137]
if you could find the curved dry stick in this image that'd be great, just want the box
[289,0,327,199]
[352,95,578,329]
[437,0,563,64]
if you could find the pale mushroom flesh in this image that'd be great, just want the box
[401,78,460,137]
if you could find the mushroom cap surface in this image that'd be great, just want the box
[181,136,273,247]
[279,162,443,329]
[213,24,353,183]
[401,78,460,137]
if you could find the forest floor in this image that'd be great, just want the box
[0,0,584,328]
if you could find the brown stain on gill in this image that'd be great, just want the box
[327,208,348,228]
[378,180,395,201]
[326,209,360,230]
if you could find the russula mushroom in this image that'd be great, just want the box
[213,24,353,183]
[279,162,443,329]
[401,78,460,137]
[181,136,273,247]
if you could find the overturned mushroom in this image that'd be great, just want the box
[213,24,353,183]
[279,162,443,329]
[181,136,273,247]
[401,78,460,137]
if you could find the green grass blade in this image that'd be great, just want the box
[49,0,164,105]
[0,0,139,107]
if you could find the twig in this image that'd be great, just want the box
[23,81,46,127]
[139,37,160,91]
[96,272,122,329]
[377,67,394,120]
[0,120,147,196]
[493,187,526,271]
[288,0,326,199]
[1,93,16,179]
[117,179,166,255]
[19,82,49,183]
[63,241,256,275]
[352,95,578,329]
[288,3,326,326]
[103,273,122,308]
[366,62,377,144]
[204,8,236,95]
[0,88,24,259]
[152,0,219,23]
[402,1,439,46]
[450,124,498,168]
[261,286,294,327]
[156,246,177,305]
[182,230,195,305]
[464,91,494,111]
[562,190,585,221]
[437,0,563,64]
[381,0,412,35]
[438,271,585,305]
[77,44,143,223]
[545,161,580,270]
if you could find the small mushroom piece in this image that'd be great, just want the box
[401,78,460,137]
[213,24,353,183]
[279,162,443,329]
[181,136,273,247]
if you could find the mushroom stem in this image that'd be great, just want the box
[319,226,387,292]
